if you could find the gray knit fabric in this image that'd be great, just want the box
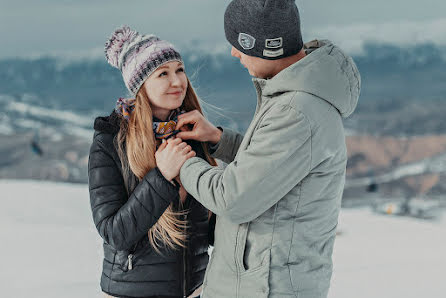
[224,0,303,60]
[105,26,183,96]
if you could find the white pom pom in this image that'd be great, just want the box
[104,25,138,68]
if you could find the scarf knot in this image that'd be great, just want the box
[115,97,185,140]
[153,109,185,139]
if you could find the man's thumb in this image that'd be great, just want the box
[176,131,194,140]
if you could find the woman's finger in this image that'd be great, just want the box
[177,142,188,150]
[174,142,188,153]
[167,137,182,145]
[186,150,196,158]
[157,141,167,151]
[182,145,192,153]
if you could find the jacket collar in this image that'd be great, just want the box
[93,110,121,134]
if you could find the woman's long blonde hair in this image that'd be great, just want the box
[115,77,217,251]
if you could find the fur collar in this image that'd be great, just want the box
[93,110,122,134]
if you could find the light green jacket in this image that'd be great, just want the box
[180,40,360,298]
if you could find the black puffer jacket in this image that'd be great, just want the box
[88,111,213,298]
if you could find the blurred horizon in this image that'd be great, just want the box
[1,1,446,198]
[1,0,446,59]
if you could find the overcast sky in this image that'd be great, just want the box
[1,0,445,58]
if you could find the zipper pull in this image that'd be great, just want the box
[128,254,133,270]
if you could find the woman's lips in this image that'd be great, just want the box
[167,91,183,95]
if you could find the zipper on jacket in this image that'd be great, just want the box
[127,242,138,271]
[127,254,133,270]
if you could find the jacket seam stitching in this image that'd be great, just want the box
[89,164,116,171]
[118,214,130,248]
[92,198,123,211]
[326,45,359,112]
[132,191,156,222]
[287,182,303,296]
[90,149,102,155]
[130,206,140,235]
[95,138,114,158]
[270,204,279,249]
[89,183,123,192]
[283,94,313,171]
[108,251,116,292]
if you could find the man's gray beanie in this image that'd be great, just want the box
[224,0,303,60]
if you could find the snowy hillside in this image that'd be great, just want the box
[0,94,95,139]
[1,180,445,297]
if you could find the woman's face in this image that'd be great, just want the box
[142,61,188,120]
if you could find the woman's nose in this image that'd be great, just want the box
[170,74,182,86]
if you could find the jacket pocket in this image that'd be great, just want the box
[235,223,271,297]
[116,250,132,272]
[203,248,216,287]
[238,248,271,298]
[118,239,153,272]
[235,222,249,272]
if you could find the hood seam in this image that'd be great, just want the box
[325,45,360,116]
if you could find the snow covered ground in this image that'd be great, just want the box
[1,179,445,298]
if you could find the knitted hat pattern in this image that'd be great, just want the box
[105,26,183,96]
[224,0,303,60]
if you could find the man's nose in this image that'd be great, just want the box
[231,46,240,58]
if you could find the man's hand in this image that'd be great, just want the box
[175,110,222,145]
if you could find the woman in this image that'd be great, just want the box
[88,26,217,298]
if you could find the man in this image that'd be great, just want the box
[173,0,360,297]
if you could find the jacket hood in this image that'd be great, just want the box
[259,40,361,118]
[94,110,122,134]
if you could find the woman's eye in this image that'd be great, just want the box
[177,67,184,73]
[159,71,168,77]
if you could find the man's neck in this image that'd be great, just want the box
[269,49,306,78]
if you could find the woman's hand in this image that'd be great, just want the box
[175,110,222,144]
[155,137,196,181]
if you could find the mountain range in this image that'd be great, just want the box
[1,42,445,199]
[1,42,446,135]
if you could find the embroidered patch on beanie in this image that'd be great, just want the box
[265,37,283,49]
[224,0,303,60]
[238,33,256,50]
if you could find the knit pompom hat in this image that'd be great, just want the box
[105,26,183,96]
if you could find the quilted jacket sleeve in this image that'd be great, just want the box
[88,132,179,251]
